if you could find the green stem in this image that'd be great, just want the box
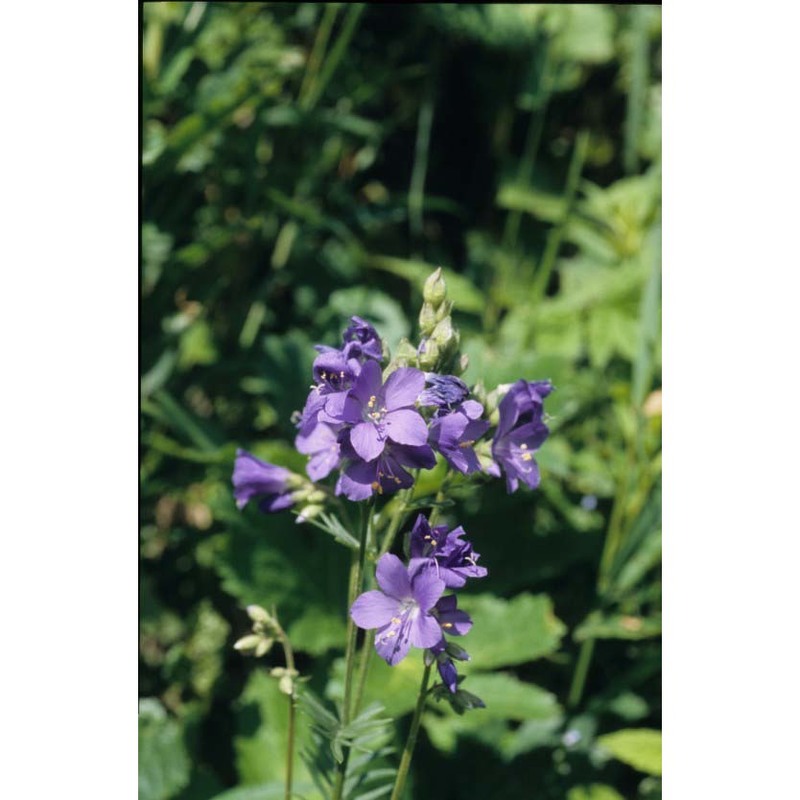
[352,631,374,718]
[567,637,595,709]
[377,488,412,559]
[272,623,297,800]
[409,67,436,253]
[623,5,650,175]
[303,4,365,111]
[390,663,432,800]
[298,3,338,108]
[530,129,590,308]
[502,38,554,253]
[332,501,372,800]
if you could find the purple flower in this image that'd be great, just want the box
[433,594,473,635]
[342,315,383,361]
[418,374,469,410]
[232,449,296,513]
[295,422,341,481]
[350,555,446,666]
[312,346,361,395]
[409,514,487,588]
[335,438,436,501]
[429,399,489,474]
[429,637,471,694]
[327,360,429,463]
[490,380,553,493]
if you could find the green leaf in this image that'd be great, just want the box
[424,675,562,758]
[209,783,316,800]
[458,593,566,670]
[460,673,561,721]
[179,319,219,369]
[364,254,484,314]
[288,608,347,656]
[234,671,313,785]
[574,612,661,642]
[327,654,424,718]
[567,785,626,800]
[596,728,662,776]
[138,699,190,800]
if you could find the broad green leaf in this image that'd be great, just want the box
[423,675,562,757]
[458,593,566,670]
[597,728,662,776]
[138,699,190,800]
[210,783,317,800]
[327,653,424,718]
[234,671,313,785]
[288,608,347,656]
[461,673,561,721]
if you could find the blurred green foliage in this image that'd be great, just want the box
[140,3,661,799]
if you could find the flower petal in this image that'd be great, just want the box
[409,612,442,648]
[409,560,445,611]
[350,421,385,461]
[375,553,412,599]
[335,462,376,501]
[350,591,400,630]
[351,359,383,407]
[382,367,425,409]
[375,622,411,666]
[385,408,429,447]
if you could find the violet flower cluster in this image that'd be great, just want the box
[231,310,553,514]
[350,513,485,693]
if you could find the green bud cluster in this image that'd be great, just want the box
[234,604,279,657]
[417,268,464,375]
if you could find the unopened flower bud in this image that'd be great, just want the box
[445,642,471,662]
[278,674,294,696]
[419,302,437,336]
[454,353,469,376]
[394,337,419,367]
[234,634,263,654]
[255,637,274,657]
[423,268,447,307]
[296,503,324,524]
[434,299,453,323]
[246,605,272,625]
[285,471,307,490]
[431,317,455,349]
[417,338,440,370]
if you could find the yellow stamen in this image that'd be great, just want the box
[390,617,401,625]
[442,622,453,629]
[521,452,533,462]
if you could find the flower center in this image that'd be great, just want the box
[365,394,389,424]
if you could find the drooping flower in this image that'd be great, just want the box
[335,438,436,501]
[489,379,553,493]
[428,399,489,474]
[409,514,487,588]
[294,422,341,481]
[232,449,298,513]
[350,554,446,666]
[326,360,429,463]
[418,374,470,410]
[342,315,383,361]
[429,638,471,694]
